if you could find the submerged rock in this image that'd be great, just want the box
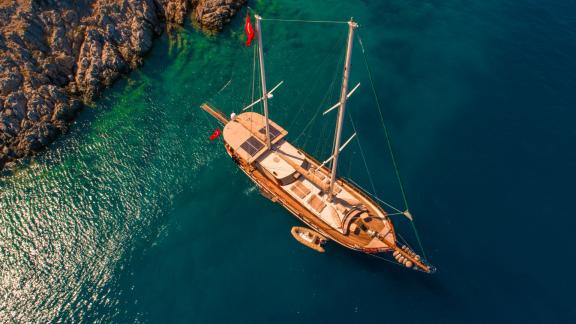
[0,0,246,171]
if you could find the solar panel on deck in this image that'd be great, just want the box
[240,136,264,156]
[258,125,281,140]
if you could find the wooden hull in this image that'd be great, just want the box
[224,143,393,253]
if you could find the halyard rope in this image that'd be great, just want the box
[357,31,428,259]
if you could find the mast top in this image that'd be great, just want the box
[348,17,358,28]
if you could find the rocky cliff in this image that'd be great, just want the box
[0,0,245,171]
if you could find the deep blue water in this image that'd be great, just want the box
[1,0,575,322]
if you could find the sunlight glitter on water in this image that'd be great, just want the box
[3,0,575,322]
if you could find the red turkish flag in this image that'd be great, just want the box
[209,128,222,141]
[245,14,254,46]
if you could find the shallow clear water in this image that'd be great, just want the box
[1,0,575,322]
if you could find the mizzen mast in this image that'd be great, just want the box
[254,15,272,149]
[328,18,358,200]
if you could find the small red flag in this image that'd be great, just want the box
[245,14,254,46]
[209,128,222,141]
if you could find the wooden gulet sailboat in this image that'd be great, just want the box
[201,15,435,273]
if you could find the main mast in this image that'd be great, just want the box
[254,15,272,149]
[328,18,358,200]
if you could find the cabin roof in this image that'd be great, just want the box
[257,140,305,180]
[223,112,288,163]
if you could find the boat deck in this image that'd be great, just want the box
[222,111,396,250]
[200,103,434,273]
[245,155,393,249]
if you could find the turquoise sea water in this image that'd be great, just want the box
[1,0,575,322]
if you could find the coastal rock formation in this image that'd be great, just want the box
[0,0,246,171]
[194,0,247,30]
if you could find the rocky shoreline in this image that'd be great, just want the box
[0,0,245,171]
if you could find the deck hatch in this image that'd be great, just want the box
[291,181,311,199]
[258,125,282,140]
[240,136,265,156]
[308,195,327,213]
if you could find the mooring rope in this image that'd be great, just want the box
[357,31,428,259]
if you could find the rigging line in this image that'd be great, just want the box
[346,151,355,178]
[346,112,381,204]
[287,32,348,132]
[365,252,408,269]
[250,42,261,134]
[305,73,335,156]
[362,245,430,274]
[260,18,348,24]
[313,75,339,152]
[395,233,431,268]
[316,115,332,158]
[294,75,335,145]
[372,194,403,214]
[293,38,346,144]
[312,119,324,156]
[356,32,427,259]
[396,233,417,255]
[356,33,406,209]
[326,45,348,168]
[344,177,403,214]
[251,43,257,103]
[287,57,333,132]
[320,119,332,159]
[254,43,263,132]
[293,81,332,145]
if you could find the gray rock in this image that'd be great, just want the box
[0,0,246,171]
[194,0,247,31]
[0,69,23,96]
[4,92,27,120]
